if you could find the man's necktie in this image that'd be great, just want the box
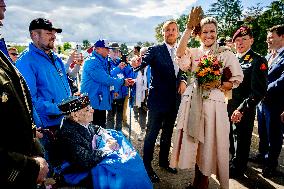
[170,47,179,76]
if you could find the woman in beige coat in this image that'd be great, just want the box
[169,7,243,189]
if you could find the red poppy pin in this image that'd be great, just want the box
[260,63,267,71]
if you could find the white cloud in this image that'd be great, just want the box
[2,0,197,44]
[119,0,196,18]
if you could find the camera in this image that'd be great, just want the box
[76,44,81,54]
[120,54,128,64]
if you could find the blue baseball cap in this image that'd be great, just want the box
[94,39,113,49]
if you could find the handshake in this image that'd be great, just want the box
[124,78,135,87]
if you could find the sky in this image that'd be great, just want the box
[1,0,273,45]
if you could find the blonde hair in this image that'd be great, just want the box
[193,17,218,36]
[162,20,179,33]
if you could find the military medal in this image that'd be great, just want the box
[1,92,8,103]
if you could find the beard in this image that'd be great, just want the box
[166,38,176,45]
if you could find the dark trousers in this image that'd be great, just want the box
[133,102,148,131]
[143,110,176,169]
[92,109,106,128]
[266,108,284,168]
[106,98,124,131]
[232,109,256,172]
[257,102,270,157]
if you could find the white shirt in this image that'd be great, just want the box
[237,49,251,59]
[165,42,179,76]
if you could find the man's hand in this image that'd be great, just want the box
[281,111,284,123]
[68,51,83,66]
[231,110,243,123]
[187,6,203,30]
[124,78,135,86]
[118,62,127,69]
[113,92,119,99]
[178,81,187,94]
[33,157,49,184]
[36,128,43,139]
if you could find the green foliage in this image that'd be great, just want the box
[143,41,154,47]
[243,1,284,55]
[136,41,143,46]
[153,0,283,56]
[207,0,243,37]
[14,45,27,53]
[188,38,201,48]
[155,22,164,43]
[176,14,188,33]
[63,42,72,51]
[120,43,129,55]
[82,39,91,50]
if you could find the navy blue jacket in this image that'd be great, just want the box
[136,43,185,112]
[265,50,284,112]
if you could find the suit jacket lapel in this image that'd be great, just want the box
[269,50,284,71]
[161,43,176,77]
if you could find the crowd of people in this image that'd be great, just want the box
[0,1,283,189]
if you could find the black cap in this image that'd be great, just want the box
[109,42,120,49]
[29,18,62,33]
[58,94,90,114]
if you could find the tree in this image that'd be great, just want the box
[143,41,154,47]
[14,45,27,53]
[243,0,284,55]
[155,22,164,43]
[120,43,129,55]
[207,0,243,37]
[136,41,143,47]
[82,39,91,50]
[63,42,72,51]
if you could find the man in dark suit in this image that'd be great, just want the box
[0,1,49,188]
[262,24,284,177]
[135,20,187,182]
[229,26,268,178]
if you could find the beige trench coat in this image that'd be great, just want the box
[170,45,243,189]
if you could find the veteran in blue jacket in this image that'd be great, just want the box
[80,39,134,128]
[106,42,133,131]
[16,18,71,129]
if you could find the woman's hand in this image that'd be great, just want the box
[106,139,119,151]
[219,81,233,92]
[186,6,203,30]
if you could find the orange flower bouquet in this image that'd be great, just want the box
[195,54,223,91]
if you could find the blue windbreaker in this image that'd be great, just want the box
[16,43,71,127]
[108,57,133,100]
[80,51,124,110]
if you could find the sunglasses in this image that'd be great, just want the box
[10,53,18,56]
